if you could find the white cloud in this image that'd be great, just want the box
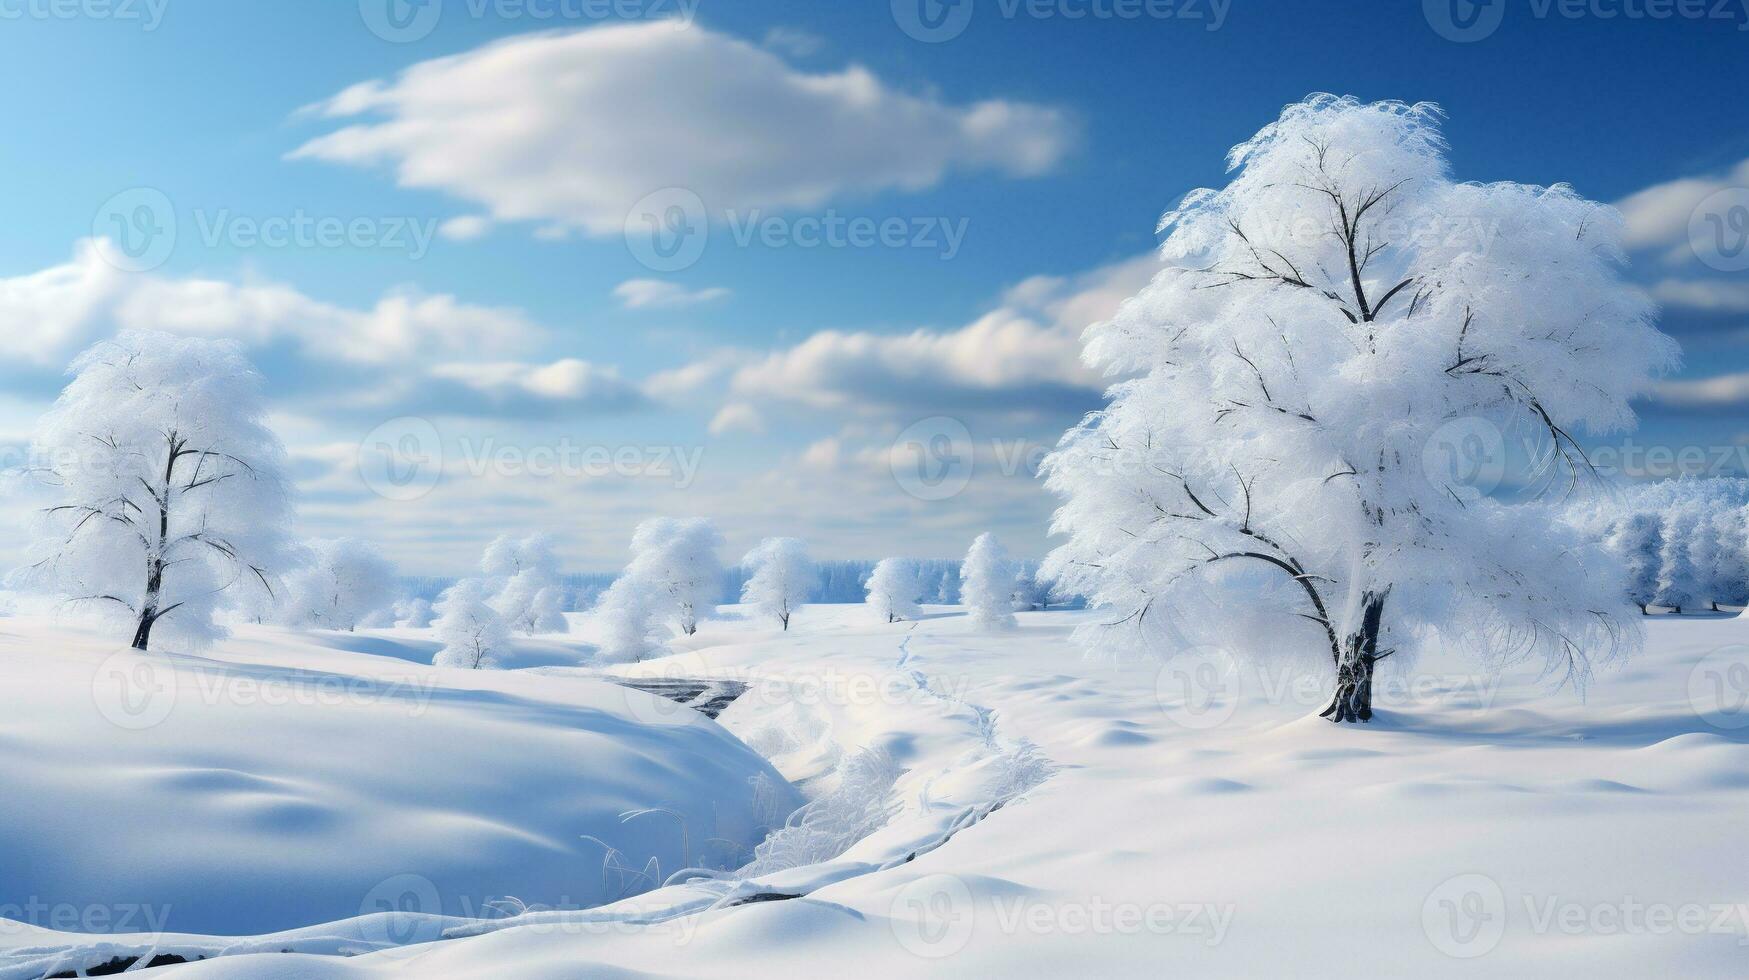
[427,359,648,414]
[762,25,826,58]
[707,402,764,435]
[1653,372,1749,410]
[713,254,1155,417]
[614,278,731,310]
[438,215,493,241]
[291,22,1074,237]
[0,238,542,369]
[1616,158,1749,253]
[1652,278,1749,313]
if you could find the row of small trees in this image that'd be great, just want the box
[1575,480,1749,614]
[864,533,1032,629]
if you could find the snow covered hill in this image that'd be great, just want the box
[4,607,1749,977]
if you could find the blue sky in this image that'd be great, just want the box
[1,0,1746,573]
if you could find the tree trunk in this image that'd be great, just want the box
[131,610,156,651]
[1321,590,1387,724]
[1636,602,1649,615]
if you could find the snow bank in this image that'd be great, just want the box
[0,617,800,946]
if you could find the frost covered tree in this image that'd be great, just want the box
[961,533,1019,630]
[1604,513,1663,615]
[866,558,923,624]
[624,517,725,636]
[1042,96,1677,723]
[593,575,657,663]
[1708,508,1749,610]
[741,537,818,630]
[433,578,510,669]
[481,534,569,634]
[283,538,397,632]
[393,597,436,628]
[17,332,295,650]
[1656,507,1701,615]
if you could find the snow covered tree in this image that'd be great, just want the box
[741,537,818,630]
[624,517,725,636]
[1042,96,1677,723]
[1708,507,1749,610]
[961,533,1019,630]
[1605,513,1664,615]
[16,331,295,650]
[394,597,436,628]
[866,558,923,624]
[283,538,397,632]
[1656,506,1702,614]
[433,578,510,669]
[479,533,570,634]
[593,575,657,663]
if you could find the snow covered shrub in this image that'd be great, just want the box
[481,534,570,634]
[740,537,819,630]
[593,575,658,664]
[866,558,923,624]
[393,597,436,628]
[15,331,295,650]
[1043,96,1678,723]
[961,533,1019,630]
[433,578,510,669]
[624,517,725,636]
[283,538,397,631]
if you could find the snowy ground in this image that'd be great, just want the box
[4,606,1749,977]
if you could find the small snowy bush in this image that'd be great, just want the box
[481,534,570,635]
[282,538,397,632]
[433,578,510,669]
[866,558,923,624]
[741,537,818,630]
[961,533,1019,631]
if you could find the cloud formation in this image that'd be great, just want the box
[291,22,1074,237]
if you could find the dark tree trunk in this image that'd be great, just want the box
[131,610,155,651]
[1321,590,1388,724]
[1636,602,1649,615]
[781,614,790,631]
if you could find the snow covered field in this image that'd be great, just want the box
[4,605,1748,977]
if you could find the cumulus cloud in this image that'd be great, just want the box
[614,279,731,310]
[696,254,1157,419]
[290,22,1074,237]
[425,359,650,416]
[0,239,543,370]
[1616,158,1749,254]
